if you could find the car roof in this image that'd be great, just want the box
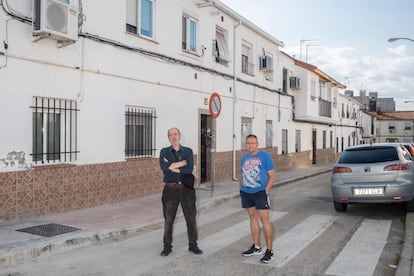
[344,143,401,151]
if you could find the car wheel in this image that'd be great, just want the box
[406,199,414,212]
[333,201,347,212]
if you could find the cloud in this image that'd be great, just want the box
[285,45,414,110]
[387,45,408,56]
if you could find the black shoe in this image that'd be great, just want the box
[189,246,203,255]
[242,244,262,256]
[260,249,275,263]
[160,248,171,256]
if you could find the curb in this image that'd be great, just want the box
[0,168,333,267]
[396,212,414,276]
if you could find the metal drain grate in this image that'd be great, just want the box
[16,223,81,237]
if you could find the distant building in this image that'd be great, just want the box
[345,90,395,112]
[368,111,414,143]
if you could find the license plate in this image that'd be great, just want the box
[353,188,384,196]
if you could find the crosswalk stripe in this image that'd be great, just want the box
[197,211,287,257]
[128,207,242,274]
[243,214,336,267]
[325,219,391,276]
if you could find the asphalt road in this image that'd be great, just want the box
[1,172,405,276]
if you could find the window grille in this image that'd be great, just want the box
[125,106,157,158]
[31,96,79,164]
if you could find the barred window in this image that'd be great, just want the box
[31,96,79,164]
[125,106,156,158]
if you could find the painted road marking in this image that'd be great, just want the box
[325,219,391,276]
[243,214,336,267]
[198,211,287,257]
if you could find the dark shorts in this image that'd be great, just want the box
[240,190,270,209]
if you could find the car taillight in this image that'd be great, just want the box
[333,167,352,173]
[383,163,409,171]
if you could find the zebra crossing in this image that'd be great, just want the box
[139,207,393,275]
[1,206,396,275]
[243,214,336,267]
[325,219,391,276]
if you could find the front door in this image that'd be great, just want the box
[200,114,212,183]
[312,129,317,164]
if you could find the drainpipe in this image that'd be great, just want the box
[232,20,241,181]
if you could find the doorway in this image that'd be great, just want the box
[200,114,212,183]
[312,129,317,164]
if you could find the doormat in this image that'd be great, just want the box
[16,223,81,237]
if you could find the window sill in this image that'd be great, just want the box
[241,71,255,77]
[180,50,202,60]
[125,31,159,44]
[33,163,76,170]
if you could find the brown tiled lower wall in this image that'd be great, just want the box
[0,148,336,221]
[0,158,163,221]
[212,147,333,183]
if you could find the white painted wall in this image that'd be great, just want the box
[0,0,370,172]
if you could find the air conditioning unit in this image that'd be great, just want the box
[33,0,78,42]
[290,76,301,89]
[259,55,273,71]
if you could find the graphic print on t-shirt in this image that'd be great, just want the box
[242,157,261,188]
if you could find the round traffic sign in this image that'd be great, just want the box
[209,93,221,118]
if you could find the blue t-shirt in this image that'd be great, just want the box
[240,150,275,193]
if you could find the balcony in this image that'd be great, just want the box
[319,98,331,118]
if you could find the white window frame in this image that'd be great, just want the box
[241,117,252,149]
[266,120,273,148]
[214,28,231,65]
[126,0,155,39]
[241,41,254,75]
[182,14,198,53]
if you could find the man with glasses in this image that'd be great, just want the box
[240,134,275,263]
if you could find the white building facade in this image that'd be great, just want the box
[0,0,365,220]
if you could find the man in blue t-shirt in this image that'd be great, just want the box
[240,134,275,263]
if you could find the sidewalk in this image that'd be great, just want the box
[0,163,411,275]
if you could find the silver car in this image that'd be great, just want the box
[331,143,414,212]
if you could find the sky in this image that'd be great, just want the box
[219,0,414,110]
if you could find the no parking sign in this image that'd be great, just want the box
[209,93,221,118]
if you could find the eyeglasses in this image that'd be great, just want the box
[246,142,258,145]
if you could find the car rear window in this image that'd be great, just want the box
[339,147,399,164]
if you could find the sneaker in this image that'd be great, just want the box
[260,249,275,263]
[242,244,262,256]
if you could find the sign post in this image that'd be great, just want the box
[208,93,221,196]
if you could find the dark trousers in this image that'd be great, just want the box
[161,185,198,250]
